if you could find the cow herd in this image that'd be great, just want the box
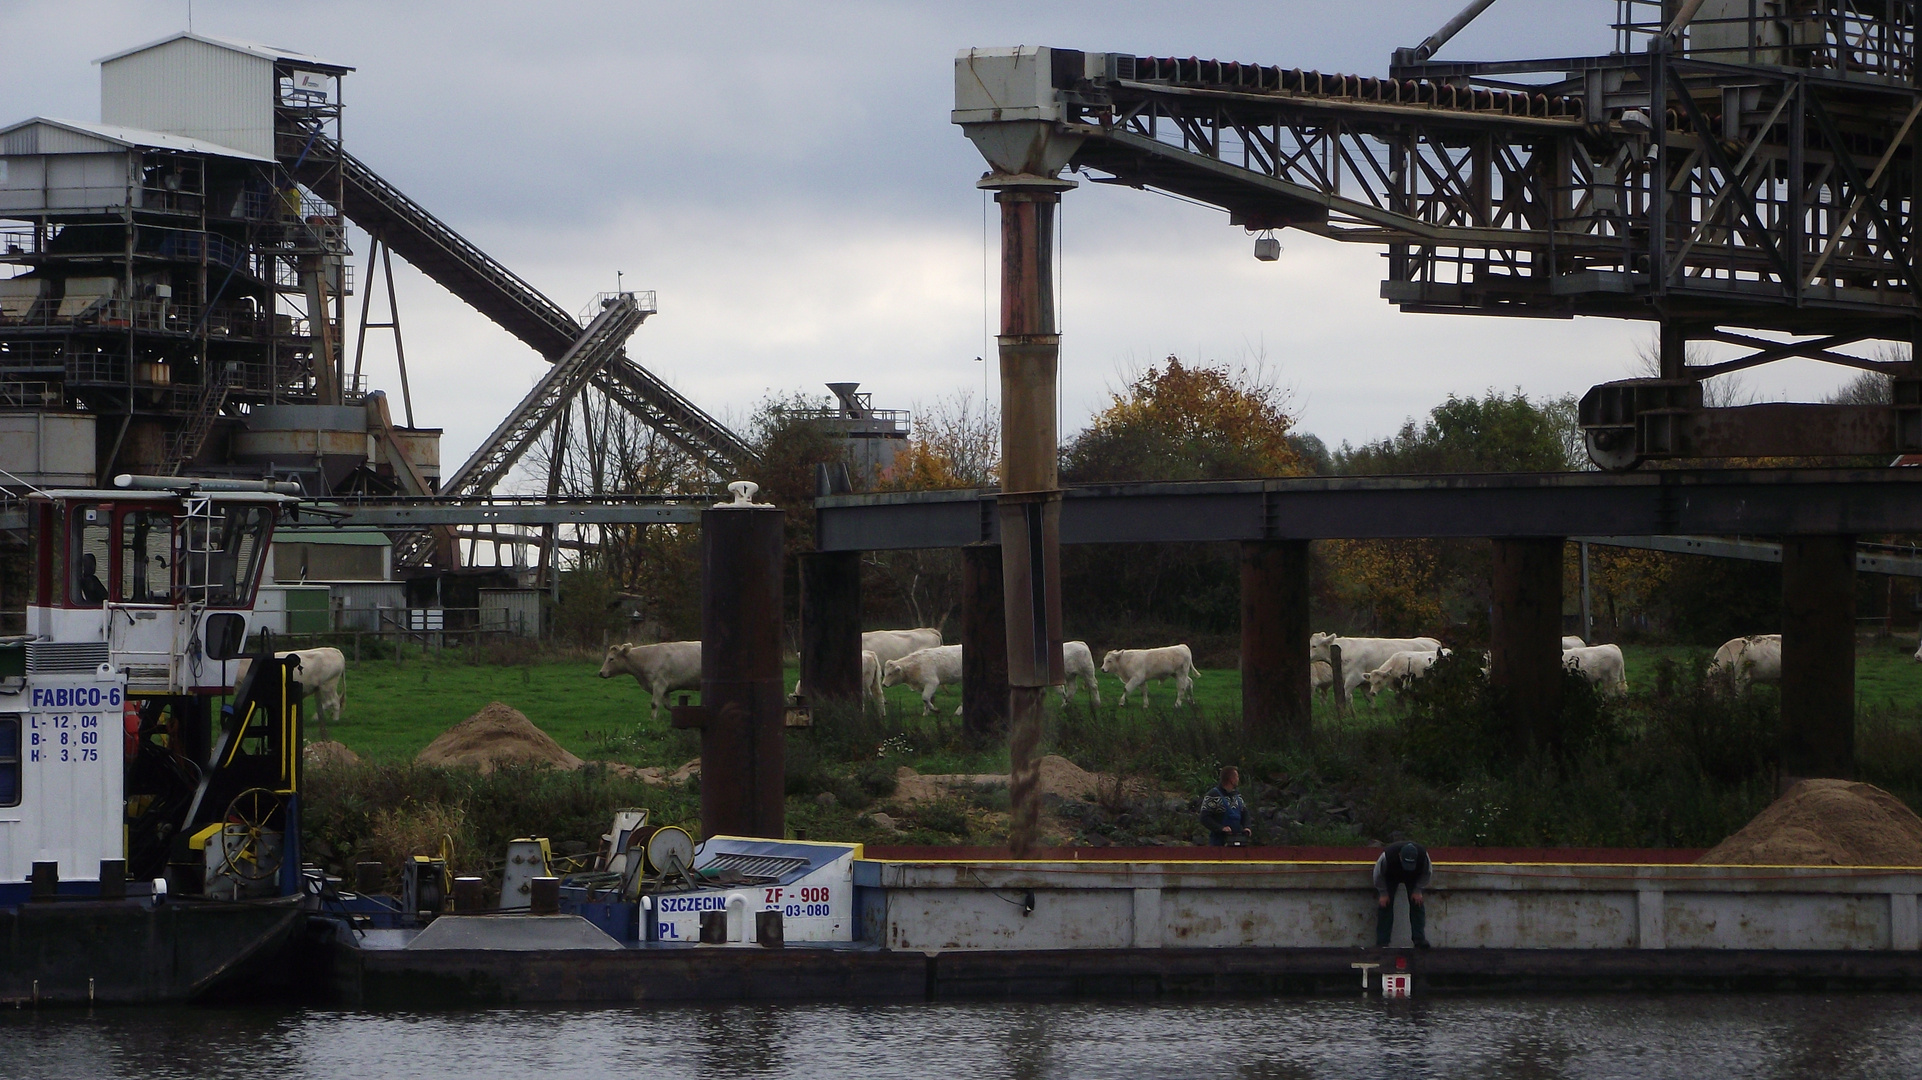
[593,625,1845,719]
[1311,632,1630,699]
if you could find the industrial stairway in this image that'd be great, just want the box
[161,364,234,476]
[278,133,754,480]
[388,294,648,566]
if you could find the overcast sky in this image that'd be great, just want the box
[1,1,1874,488]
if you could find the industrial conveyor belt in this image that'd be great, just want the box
[279,134,754,480]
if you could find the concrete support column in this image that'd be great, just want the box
[693,498,785,839]
[1240,539,1312,745]
[1781,534,1856,779]
[799,551,862,704]
[962,544,1009,739]
[1490,537,1566,750]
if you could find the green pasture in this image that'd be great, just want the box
[316,642,1922,770]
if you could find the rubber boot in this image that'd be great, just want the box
[1375,895,1393,946]
[1410,898,1429,948]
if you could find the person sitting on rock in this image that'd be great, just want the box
[1373,840,1433,948]
[1200,766,1252,846]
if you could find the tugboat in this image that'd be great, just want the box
[0,475,310,1004]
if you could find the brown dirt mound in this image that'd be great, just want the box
[304,740,361,769]
[1697,779,1922,867]
[892,755,1150,804]
[414,702,584,774]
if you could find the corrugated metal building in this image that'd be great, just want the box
[97,33,344,159]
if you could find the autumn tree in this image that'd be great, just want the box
[1060,358,1303,647]
[1063,357,1301,482]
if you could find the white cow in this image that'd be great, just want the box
[1100,645,1198,708]
[863,628,943,670]
[1562,635,1588,650]
[1310,635,1444,696]
[236,647,346,730]
[1060,640,1102,706]
[792,649,886,711]
[1707,634,1782,689]
[599,640,702,722]
[1363,649,1449,698]
[1563,643,1629,695]
[1312,659,1334,697]
[882,644,963,715]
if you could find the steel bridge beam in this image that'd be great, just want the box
[814,470,1922,550]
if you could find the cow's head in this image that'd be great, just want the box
[1100,651,1119,673]
[880,659,905,688]
[597,643,633,678]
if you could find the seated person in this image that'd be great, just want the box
[1199,766,1253,845]
[76,553,109,604]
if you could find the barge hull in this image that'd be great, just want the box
[334,945,1922,1007]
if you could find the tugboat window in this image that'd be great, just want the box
[182,505,272,607]
[0,716,18,807]
[70,505,111,605]
[119,510,174,604]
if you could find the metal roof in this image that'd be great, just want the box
[93,32,352,72]
[0,117,275,162]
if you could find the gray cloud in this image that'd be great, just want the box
[0,1,1865,490]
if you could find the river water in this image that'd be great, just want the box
[3,995,1920,1079]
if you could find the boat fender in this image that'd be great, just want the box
[151,877,168,906]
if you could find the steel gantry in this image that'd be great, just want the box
[961,1,1922,467]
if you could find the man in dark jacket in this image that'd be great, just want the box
[1199,767,1252,845]
[1373,840,1432,947]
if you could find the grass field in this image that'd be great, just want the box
[319,641,1922,774]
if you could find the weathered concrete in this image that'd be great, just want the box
[1781,534,1857,778]
[799,551,862,704]
[855,860,1922,953]
[1490,538,1565,748]
[961,544,1009,738]
[1240,539,1312,745]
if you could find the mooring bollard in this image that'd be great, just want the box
[354,861,385,896]
[756,910,786,949]
[452,876,484,913]
[529,876,560,915]
[29,862,56,901]
[98,859,125,900]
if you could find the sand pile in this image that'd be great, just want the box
[415,702,584,774]
[892,755,1147,804]
[303,740,361,769]
[1697,779,1922,867]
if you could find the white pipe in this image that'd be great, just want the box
[1663,0,1711,39]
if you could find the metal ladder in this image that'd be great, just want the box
[279,132,755,478]
[162,365,234,476]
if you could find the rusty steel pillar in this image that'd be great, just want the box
[799,551,862,705]
[1490,538,1565,750]
[686,487,785,839]
[962,543,1009,738]
[1241,539,1312,746]
[989,180,1070,855]
[957,52,1087,853]
[1781,535,1856,779]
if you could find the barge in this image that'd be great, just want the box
[315,838,1922,1006]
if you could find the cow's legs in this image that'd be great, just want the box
[921,683,938,715]
[649,686,665,724]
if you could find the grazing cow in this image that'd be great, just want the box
[236,647,346,729]
[1100,645,1198,708]
[792,649,887,710]
[863,628,943,670]
[881,644,963,715]
[1312,659,1334,697]
[1060,640,1102,706]
[1310,635,1444,696]
[599,641,702,722]
[1563,643,1629,695]
[1562,636,1587,650]
[1707,634,1782,689]
[1363,649,1449,698]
